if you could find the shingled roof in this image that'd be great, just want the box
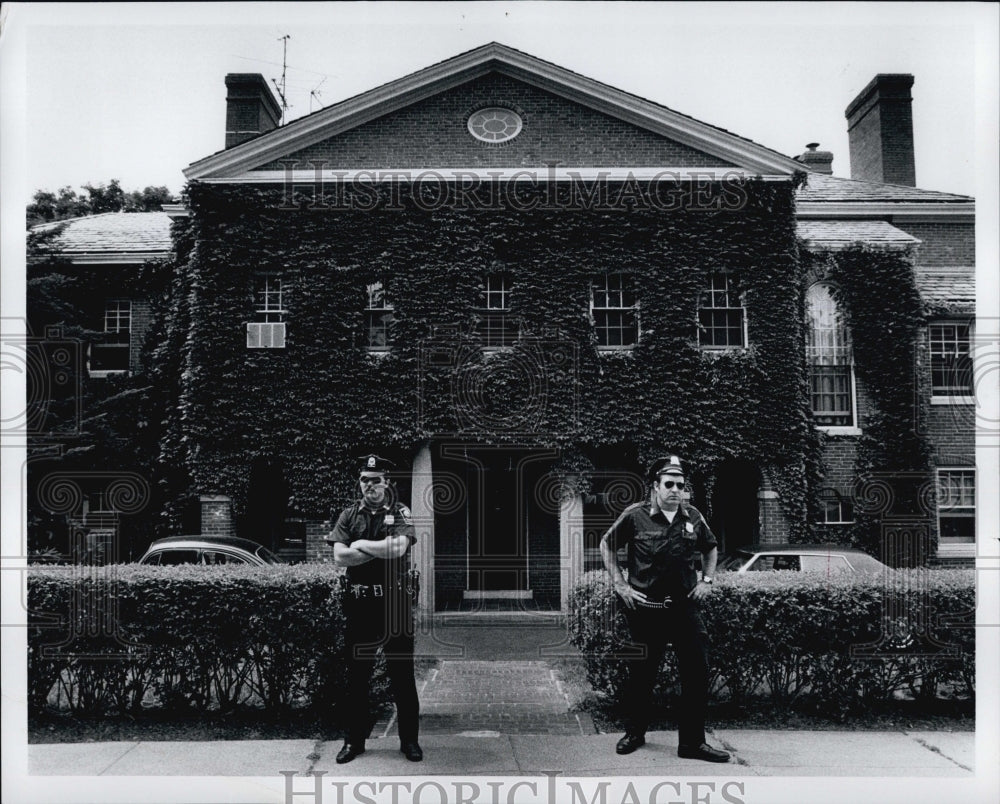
[797,174,972,204]
[797,220,921,251]
[914,267,976,315]
[31,212,173,259]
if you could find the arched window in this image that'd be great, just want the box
[806,283,854,427]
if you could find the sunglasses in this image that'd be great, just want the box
[360,476,385,485]
[661,480,686,490]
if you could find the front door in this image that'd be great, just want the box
[467,448,528,592]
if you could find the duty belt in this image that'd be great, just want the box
[635,596,674,609]
[347,582,400,599]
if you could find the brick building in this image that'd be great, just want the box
[30,45,976,600]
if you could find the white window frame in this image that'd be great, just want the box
[936,467,975,555]
[476,274,518,350]
[929,319,975,405]
[248,275,286,349]
[814,489,855,525]
[88,299,131,377]
[592,273,639,351]
[698,272,748,351]
[365,279,394,353]
[806,283,859,434]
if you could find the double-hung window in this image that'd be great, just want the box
[816,489,854,525]
[365,280,394,351]
[937,469,975,546]
[806,283,855,428]
[698,272,746,349]
[89,299,131,375]
[592,273,638,349]
[247,276,286,348]
[929,321,973,400]
[477,274,517,348]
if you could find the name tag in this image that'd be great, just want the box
[384,515,395,525]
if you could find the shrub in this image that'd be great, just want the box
[568,568,974,717]
[27,563,398,718]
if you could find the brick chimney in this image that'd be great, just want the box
[794,143,833,174]
[845,74,916,186]
[225,74,282,149]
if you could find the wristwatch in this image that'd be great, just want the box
[701,576,714,584]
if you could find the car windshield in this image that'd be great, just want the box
[719,552,752,571]
[254,545,285,564]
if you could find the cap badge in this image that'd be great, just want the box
[367,456,376,469]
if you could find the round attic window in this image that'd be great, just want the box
[467,108,523,143]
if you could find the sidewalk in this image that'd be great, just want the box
[28,729,975,777]
[25,623,978,778]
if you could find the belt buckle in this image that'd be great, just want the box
[374,584,384,597]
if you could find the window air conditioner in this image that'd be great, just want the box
[246,322,286,349]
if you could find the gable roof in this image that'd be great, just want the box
[30,212,173,263]
[185,42,809,181]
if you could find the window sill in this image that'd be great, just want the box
[365,349,392,358]
[597,346,636,353]
[931,396,975,406]
[817,425,862,436]
[699,346,747,356]
[88,370,129,378]
[936,543,975,557]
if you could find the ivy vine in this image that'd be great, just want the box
[159,179,823,537]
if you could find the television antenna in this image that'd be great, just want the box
[309,77,327,113]
[271,34,291,124]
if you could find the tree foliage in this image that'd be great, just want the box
[26,180,178,227]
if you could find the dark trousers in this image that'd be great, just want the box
[343,593,419,744]
[620,598,710,747]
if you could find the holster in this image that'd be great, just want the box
[405,568,420,604]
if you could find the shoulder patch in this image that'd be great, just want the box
[398,504,412,525]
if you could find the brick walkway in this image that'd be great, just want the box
[378,660,594,736]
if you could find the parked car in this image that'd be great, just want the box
[138,536,284,566]
[718,544,889,575]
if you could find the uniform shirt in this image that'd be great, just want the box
[327,500,416,586]
[603,500,717,600]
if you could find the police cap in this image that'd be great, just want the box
[647,454,686,481]
[357,454,395,476]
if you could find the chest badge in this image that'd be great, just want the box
[685,522,694,534]
[384,515,395,526]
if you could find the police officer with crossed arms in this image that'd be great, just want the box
[600,455,730,762]
[327,454,422,763]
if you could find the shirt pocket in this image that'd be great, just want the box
[633,530,667,558]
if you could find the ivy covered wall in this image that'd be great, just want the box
[162,178,819,537]
[805,245,934,564]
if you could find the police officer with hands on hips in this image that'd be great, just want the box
[600,455,730,762]
[326,454,422,764]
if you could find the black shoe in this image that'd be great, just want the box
[615,733,646,755]
[678,742,730,763]
[336,742,365,764]
[400,741,423,762]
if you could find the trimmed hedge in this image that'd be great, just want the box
[568,569,974,718]
[26,564,396,717]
